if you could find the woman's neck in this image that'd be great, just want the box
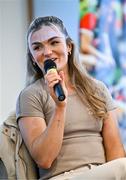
[61,65,76,95]
[64,72,76,95]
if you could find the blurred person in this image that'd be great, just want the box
[16,16,126,180]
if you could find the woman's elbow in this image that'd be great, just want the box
[36,158,54,169]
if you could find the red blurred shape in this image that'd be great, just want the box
[80,13,97,30]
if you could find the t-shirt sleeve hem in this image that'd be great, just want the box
[16,112,45,121]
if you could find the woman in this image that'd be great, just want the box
[16,16,126,179]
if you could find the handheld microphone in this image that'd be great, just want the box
[44,59,66,101]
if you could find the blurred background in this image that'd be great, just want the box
[0,0,126,148]
[79,0,126,149]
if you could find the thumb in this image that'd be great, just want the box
[59,71,65,85]
[58,71,67,90]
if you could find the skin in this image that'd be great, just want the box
[19,25,125,169]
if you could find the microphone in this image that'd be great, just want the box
[44,59,66,101]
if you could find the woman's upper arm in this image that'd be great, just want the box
[102,109,125,161]
[102,109,120,139]
[18,116,47,154]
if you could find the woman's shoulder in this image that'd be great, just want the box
[22,78,46,93]
[91,78,110,97]
[92,78,107,90]
[16,79,50,120]
[18,78,48,101]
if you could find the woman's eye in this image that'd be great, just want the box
[51,41,59,45]
[33,46,41,50]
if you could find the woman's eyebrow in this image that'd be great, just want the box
[31,36,62,46]
[31,42,42,46]
[48,36,62,41]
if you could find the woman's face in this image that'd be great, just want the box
[28,25,71,72]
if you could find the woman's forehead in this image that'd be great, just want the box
[29,25,64,43]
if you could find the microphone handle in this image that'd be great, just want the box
[54,83,66,101]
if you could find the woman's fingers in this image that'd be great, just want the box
[48,80,59,88]
[44,70,67,104]
[58,71,65,86]
[45,72,61,86]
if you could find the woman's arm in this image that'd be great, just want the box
[18,70,67,169]
[19,105,66,169]
[102,109,126,161]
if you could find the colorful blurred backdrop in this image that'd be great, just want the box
[80,0,126,149]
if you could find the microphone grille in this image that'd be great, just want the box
[44,59,56,73]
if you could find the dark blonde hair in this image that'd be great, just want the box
[26,16,107,120]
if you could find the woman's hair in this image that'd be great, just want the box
[26,16,107,120]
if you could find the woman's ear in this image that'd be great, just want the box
[67,42,72,54]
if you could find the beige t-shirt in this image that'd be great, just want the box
[16,78,117,179]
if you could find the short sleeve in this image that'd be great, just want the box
[16,88,44,120]
[96,80,117,111]
[16,80,55,123]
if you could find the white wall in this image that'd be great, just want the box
[0,5,2,123]
[0,0,28,123]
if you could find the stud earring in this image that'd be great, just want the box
[68,51,71,56]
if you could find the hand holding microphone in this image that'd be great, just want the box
[44,59,66,101]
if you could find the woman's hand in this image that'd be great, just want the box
[45,70,68,107]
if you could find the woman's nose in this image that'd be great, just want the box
[43,46,52,57]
